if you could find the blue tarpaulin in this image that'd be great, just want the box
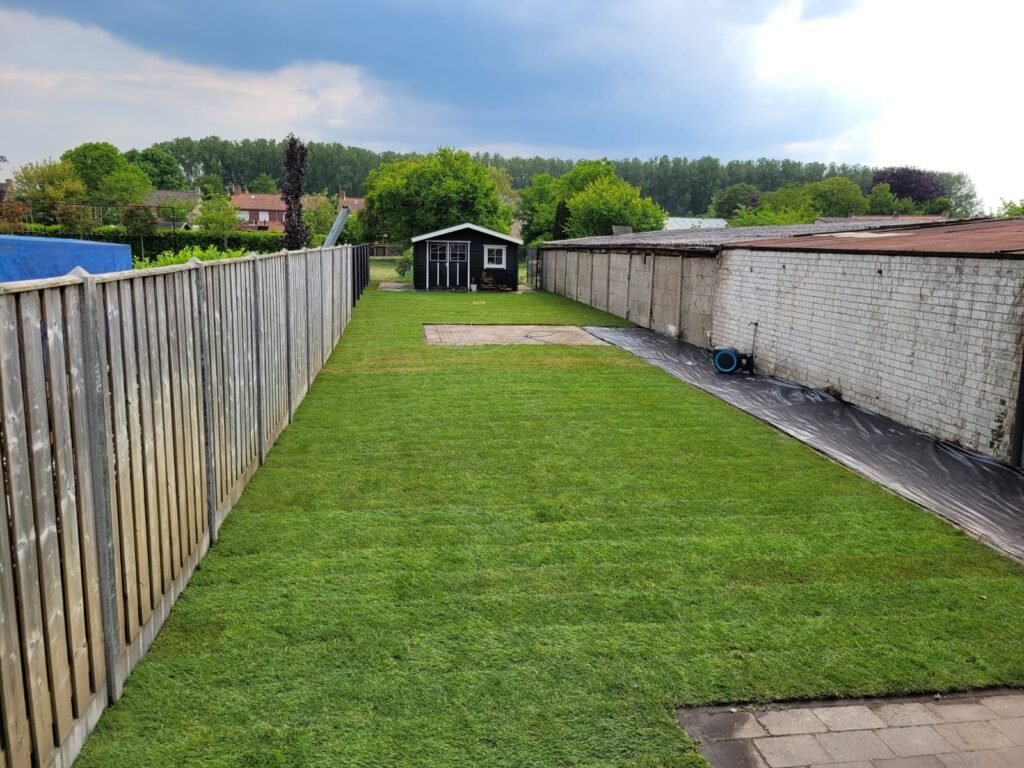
[0,235,132,283]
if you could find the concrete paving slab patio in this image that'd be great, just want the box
[679,691,1024,767]
[423,324,607,345]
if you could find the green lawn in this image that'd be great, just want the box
[77,288,1024,767]
[370,256,409,283]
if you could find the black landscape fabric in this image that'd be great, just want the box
[586,327,1024,563]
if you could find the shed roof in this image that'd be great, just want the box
[543,220,902,251]
[411,223,523,244]
[729,217,1024,257]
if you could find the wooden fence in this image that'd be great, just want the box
[0,245,366,768]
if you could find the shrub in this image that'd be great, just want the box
[136,244,250,269]
[395,253,412,277]
[7,225,284,258]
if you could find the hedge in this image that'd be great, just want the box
[8,225,285,259]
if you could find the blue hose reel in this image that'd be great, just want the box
[712,346,754,374]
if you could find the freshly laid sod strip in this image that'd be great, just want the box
[78,289,1024,767]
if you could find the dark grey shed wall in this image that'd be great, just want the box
[413,227,518,290]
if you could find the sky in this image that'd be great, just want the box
[1,0,1020,210]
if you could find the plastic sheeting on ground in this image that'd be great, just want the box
[586,326,1024,563]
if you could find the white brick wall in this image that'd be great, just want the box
[713,249,1024,461]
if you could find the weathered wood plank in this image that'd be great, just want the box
[118,280,152,628]
[210,267,227,511]
[144,277,172,592]
[169,273,195,555]
[154,276,181,579]
[0,319,32,765]
[42,288,92,719]
[132,278,162,609]
[184,271,206,547]
[63,286,106,691]
[163,274,190,568]
[103,285,140,646]
[0,293,57,765]
[21,291,78,742]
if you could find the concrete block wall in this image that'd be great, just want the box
[650,255,682,337]
[712,249,1024,462]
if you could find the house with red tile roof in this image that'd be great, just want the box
[231,191,286,231]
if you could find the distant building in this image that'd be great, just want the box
[231,192,286,231]
[0,179,11,203]
[143,190,202,228]
[664,217,728,230]
[337,191,365,215]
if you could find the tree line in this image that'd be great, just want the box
[132,137,984,218]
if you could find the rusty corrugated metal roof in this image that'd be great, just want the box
[729,218,1024,257]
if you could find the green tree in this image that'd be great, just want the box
[517,172,559,243]
[197,174,226,199]
[13,159,87,211]
[1000,199,1024,217]
[867,183,898,214]
[248,172,278,194]
[124,147,187,190]
[729,205,816,226]
[197,195,241,245]
[61,142,125,193]
[709,183,760,219]
[807,177,867,217]
[303,192,337,242]
[363,147,511,244]
[96,164,153,206]
[565,177,666,238]
[54,204,98,236]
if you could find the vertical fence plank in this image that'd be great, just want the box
[105,284,140,646]
[144,278,172,593]
[117,281,152,630]
[64,286,105,693]
[42,288,92,719]
[1,293,58,765]
[0,301,34,768]
[154,276,181,581]
[20,291,76,744]
[132,279,161,610]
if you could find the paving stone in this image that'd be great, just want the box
[702,738,769,767]
[877,726,957,757]
[813,705,887,732]
[757,708,829,736]
[754,734,832,767]
[990,717,1024,746]
[816,729,895,761]
[994,745,1024,763]
[926,702,996,723]
[980,695,1024,718]
[934,721,1014,751]
[807,762,874,768]
[937,750,1014,768]
[873,703,944,727]
[680,710,767,741]
[873,758,946,768]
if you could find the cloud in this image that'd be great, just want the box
[753,0,1024,210]
[0,9,455,170]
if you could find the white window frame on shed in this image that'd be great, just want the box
[484,245,507,270]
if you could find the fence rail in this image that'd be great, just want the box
[0,245,367,768]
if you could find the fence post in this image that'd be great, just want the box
[76,269,124,702]
[304,249,311,384]
[251,255,266,464]
[284,250,294,422]
[191,259,219,543]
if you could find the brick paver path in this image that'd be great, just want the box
[679,690,1024,767]
[423,324,607,346]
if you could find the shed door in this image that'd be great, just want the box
[427,241,469,289]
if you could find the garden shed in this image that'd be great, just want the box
[411,223,522,291]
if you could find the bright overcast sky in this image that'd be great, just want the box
[1,0,1020,210]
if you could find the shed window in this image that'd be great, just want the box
[484,245,506,269]
[429,242,447,261]
[428,241,470,261]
